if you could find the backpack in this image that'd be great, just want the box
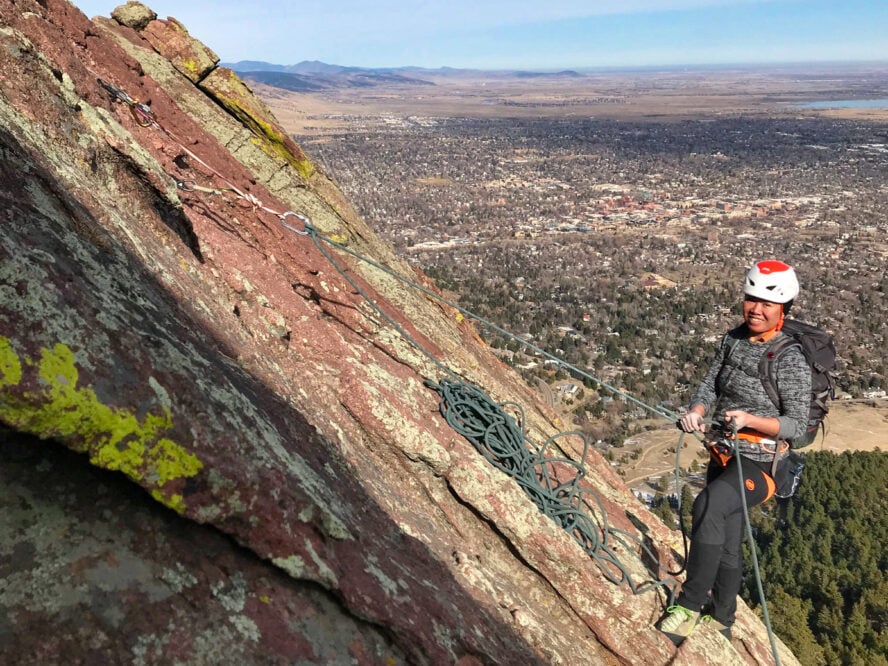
[758,319,838,448]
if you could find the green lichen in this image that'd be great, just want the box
[292,158,315,181]
[245,125,315,179]
[259,123,316,178]
[0,337,23,388]
[0,337,202,513]
[150,437,203,482]
[151,489,187,513]
[209,82,316,180]
[271,555,307,578]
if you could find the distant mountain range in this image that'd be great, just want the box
[223,59,583,91]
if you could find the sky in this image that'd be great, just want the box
[72,0,888,70]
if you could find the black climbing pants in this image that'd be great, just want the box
[676,455,776,626]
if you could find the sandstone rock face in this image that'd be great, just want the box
[200,65,315,177]
[0,1,800,664]
[109,1,220,83]
[141,15,219,83]
[1,432,408,664]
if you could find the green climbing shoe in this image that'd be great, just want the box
[701,614,733,640]
[658,605,700,642]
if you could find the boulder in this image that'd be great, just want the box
[110,0,156,31]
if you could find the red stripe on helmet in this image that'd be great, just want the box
[757,260,791,274]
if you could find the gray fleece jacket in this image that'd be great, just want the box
[691,324,811,462]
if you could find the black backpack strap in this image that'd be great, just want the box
[722,325,746,361]
[717,327,746,391]
[759,334,801,411]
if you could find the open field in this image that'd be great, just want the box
[257,62,888,136]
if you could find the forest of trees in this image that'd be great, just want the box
[741,451,888,665]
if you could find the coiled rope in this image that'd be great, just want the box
[430,376,683,595]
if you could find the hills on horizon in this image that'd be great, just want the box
[223,59,585,91]
[224,58,887,92]
[224,58,583,77]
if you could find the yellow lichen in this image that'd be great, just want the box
[209,85,316,180]
[0,336,23,388]
[0,338,202,513]
[151,489,186,513]
[150,437,203,482]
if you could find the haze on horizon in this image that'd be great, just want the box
[73,0,887,71]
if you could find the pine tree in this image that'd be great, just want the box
[767,587,826,666]
[679,484,694,535]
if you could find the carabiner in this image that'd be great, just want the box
[129,103,155,127]
[280,211,313,235]
[714,436,735,456]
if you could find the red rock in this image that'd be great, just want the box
[0,0,802,664]
[141,14,219,83]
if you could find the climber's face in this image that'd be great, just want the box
[743,296,783,335]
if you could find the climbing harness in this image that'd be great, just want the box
[706,427,737,468]
[98,76,784,661]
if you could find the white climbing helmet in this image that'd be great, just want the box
[744,260,799,303]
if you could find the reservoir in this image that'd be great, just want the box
[796,98,888,109]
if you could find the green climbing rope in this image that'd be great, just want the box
[429,376,682,596]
